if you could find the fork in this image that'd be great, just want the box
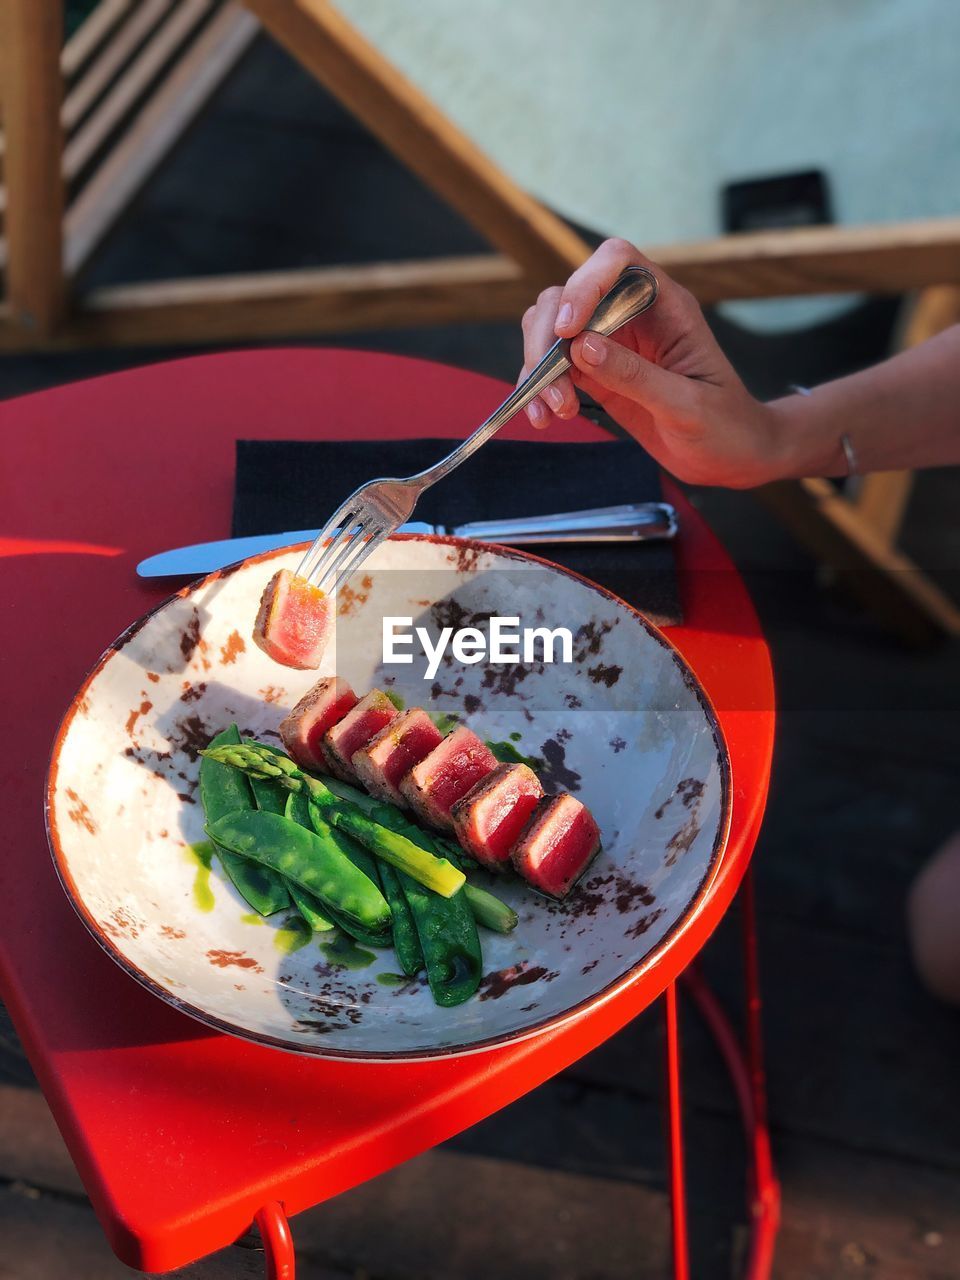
[296,266,659,592]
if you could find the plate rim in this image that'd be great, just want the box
[45,534,732,1063]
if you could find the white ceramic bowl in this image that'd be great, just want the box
[47,537,730,1060]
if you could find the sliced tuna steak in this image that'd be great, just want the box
[400,726,497,831]
[323,690,398,780]
[279,676,358,771]
[451,762,544,870]
[351,707,444,805]
[252,569,331,670]
[512,794,601,899]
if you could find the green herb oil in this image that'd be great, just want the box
[186,841,215,912]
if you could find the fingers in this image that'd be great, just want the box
[553,239,707,368]
[553,238,652,337]
[520,287,579,426]
[517,236,705,429]
[569,331,691,419]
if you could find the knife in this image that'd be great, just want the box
[136,502,678,577]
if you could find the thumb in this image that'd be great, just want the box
[570,332,689,417]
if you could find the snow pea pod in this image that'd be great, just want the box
[287,882,335,932]
[284,792,392,947]
[401,871,481,1007]
[206,809,390,935]
[365,800,481,1008]
[300,781,419,966]
[200,726,290,915]
[246,742,333,929]
[376,861,425,977]
[249,772,287,814]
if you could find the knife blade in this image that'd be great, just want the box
[136,503,677,578]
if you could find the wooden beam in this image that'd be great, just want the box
[897,283,960,348]
[755,478,960,645]
[0,0,65,333]
[61,0,174,135]
[64,4,260,276]
[64,0,212,174]
[0,255,532,349]
[650,218,960,303]
[61,0,137,82]
[852,472,915,549]
[242,0,590,285]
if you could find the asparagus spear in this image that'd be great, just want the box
[458,882,518,934]
[321,777,517,934]
[201,743,464,898]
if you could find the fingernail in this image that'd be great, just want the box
[580,333,605,365]
[544,386,564,412]
[528,399,548,426]
[556,303,573,330]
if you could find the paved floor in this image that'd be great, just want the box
[2,33,959,1279]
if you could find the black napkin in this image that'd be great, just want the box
[233,438,681,625]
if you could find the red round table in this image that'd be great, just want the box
[0,350,777,1278]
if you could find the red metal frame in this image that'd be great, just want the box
[255,1202,296,1280]
[679,871,780,1280]
[0,350,777,1275]
[664,980,691,1280]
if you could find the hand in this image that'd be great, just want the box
[520,238,785,488]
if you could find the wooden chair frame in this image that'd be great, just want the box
[1,0,958,642]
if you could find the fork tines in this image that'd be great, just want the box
[296,490,389,593]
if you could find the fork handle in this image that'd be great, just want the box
[407,266,659,491]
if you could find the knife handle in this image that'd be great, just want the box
[450,502,677,544]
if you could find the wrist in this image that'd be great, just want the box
[763,392,847,482]
[738,397,800,486]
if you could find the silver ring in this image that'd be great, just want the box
[840,433,858,477]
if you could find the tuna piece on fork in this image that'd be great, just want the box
[252,569,331,670]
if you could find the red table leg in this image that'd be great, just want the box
[679,869,781,1279]
[255,1202,295,1280]
[664,981,691,1280]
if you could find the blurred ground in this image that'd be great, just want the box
[2,34,959,1280]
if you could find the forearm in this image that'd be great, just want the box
[766,325,960,479]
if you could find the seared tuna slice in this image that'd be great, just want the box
[279,676,358,771]
[451,762,544,869]
[400,726,497,831]
[253,569,331,670]
[512,794,601,899]
[323,689,398,780]
[351,707,444,806]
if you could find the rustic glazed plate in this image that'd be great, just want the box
[47,537,730,1060]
